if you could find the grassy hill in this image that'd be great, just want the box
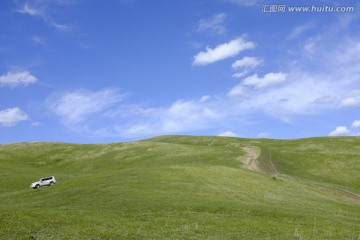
[0,135,359,239]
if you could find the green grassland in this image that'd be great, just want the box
[0,135,359,239]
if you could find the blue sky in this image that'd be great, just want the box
[1,0,360,143]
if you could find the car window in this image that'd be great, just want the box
[40,177,53,181]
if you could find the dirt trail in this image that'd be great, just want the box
[240,146,278,174]
[240,146,360,201]
[241,146,261,172]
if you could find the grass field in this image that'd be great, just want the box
[0,135,359,239]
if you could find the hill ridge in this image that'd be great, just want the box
[1,135,359,239]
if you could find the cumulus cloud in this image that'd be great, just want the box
[147,19,359,136]
[0,107,29,127]
[45,17,360,139]
[118,99,223,137]
[197,13,226,35]
[341,96,360,108]
[329,126,350,136]
[164,101,221,131]
[193,37,255,66]
[231,56,263,78]
[340,89,360,108]
[45,87,225,138]
[163,100,205,132]
[227,71,339,122]
[328,119,360,137]
[0,71,37,87]
[228,84,246,97]
[242,72,287,89]
[232,56,262,70]
[244,30,356,118]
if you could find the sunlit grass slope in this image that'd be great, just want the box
[259,137,360,192]
[0,136,359,239]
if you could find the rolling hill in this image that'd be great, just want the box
[0,135,359,239]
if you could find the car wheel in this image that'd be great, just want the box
[35,184,40,189]
[49,182,54,186]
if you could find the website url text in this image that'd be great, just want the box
[262,5,355,13]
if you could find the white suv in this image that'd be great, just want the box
[30,176,56,189]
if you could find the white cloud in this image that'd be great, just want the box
[31,121,41,126]
[197,13,226,35]
[200,95,211,103]
[162,101,203,132]
[0,107,29,127]
[242,72,287,89]
[32,35,46,45]
[47,89,222,138]
[193,37,255,66]
[45,17,360,139]
[232,56,262,70]
[288,22,314,40]
[328,120,360,137]
[341,96,360,108]
[352,120,360,128]
[283,20,360,115]
[219,131,239,137]
[48,89,123,125]
[0,71,37,87]
[18,2,42,16]
[114,98,225,138]
[254,77,331,117]
[17,1,70,31]
[226,0,258,6]
[340,90,360,108]
[147,19,360,137]
[232,72,248,78]
[232,57,263,78]
[257,132,270,138]
[161,100,221,132]
[329,126,350,136]
[227,72,339,122]
[228,84,246,97]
